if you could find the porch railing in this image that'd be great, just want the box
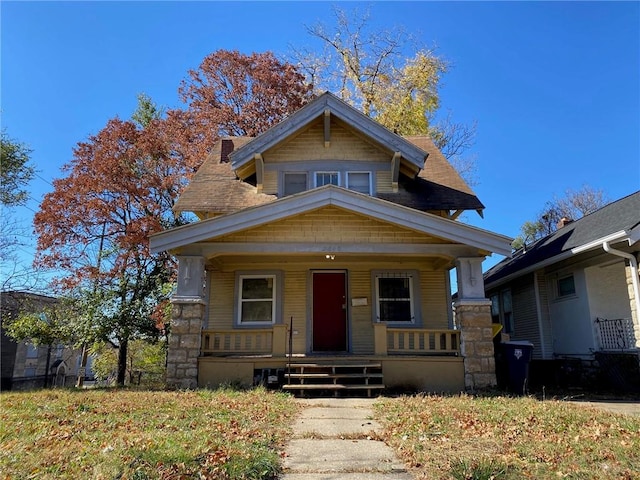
[201,325,461,356]
[202,329,272,355]
[201,325,288,356]
[374,324,460,355]
[595,317,638,351]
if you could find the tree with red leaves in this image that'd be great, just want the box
[35,101,186,385]
[34,52,312,385]
[176,49,314,169]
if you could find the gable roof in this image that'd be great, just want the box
[484,191,640,288]
[229,91,429,172]
[173,137,276,216]
[152,185,512,257]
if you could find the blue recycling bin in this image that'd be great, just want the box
[502,341,534,394]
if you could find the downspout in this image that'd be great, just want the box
[603,241,640,323]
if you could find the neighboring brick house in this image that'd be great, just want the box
[150,92,512,394]
[484,192,640,391]
[1,291,84,390]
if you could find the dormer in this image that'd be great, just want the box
[174,92,484,220]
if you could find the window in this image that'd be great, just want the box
[24,367,36,377]
[26,344,38,359]
[346,172,371,194]
[490,290,513,334]
[557,274,576,297]
[238,275,276,325]
[501,290,513,334]
[315,172,339,187]
[375,274,414,323]
[283,173,307,196]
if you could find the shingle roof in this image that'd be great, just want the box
[174,135,483,216]
[484,191,640,286]
[378,136,484,212]
[173,137,277,216]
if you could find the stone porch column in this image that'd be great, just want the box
[455,257,497,390]
[166,255,206,389]
[625,258,640,348]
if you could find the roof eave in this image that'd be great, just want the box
[150,185,512,256]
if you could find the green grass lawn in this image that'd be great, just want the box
[375,394,640,480]
[0,387,298,479]
[2,388,639,479]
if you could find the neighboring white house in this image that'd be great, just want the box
[484,191,640,390]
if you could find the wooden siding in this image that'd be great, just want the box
[421,270,450,328]
[263,170,277,194]
[349,269,374,354]
[212,206,449,245]
[264,117,390,163]
[283,270,307,353]
[376,171,393,194]
[208,272,235,330]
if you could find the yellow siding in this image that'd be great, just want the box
[420,270,449,328]
[214,206,448,245]
[349,269,374,354]
[264,118,390,163]
[263,170,278,195]
[208,272,235,329]
[283,269,307,353]
[376,171,393,194]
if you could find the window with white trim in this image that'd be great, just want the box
[283,172,307,196]
[375,273,415,323]
[557,274,576,298]
[346,172,371,194]
[315,172,339,187]
[238,275,276,325]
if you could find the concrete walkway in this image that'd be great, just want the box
[280,398,414,480]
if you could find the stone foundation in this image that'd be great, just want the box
[166,299,205,389]
[455,300,497,390]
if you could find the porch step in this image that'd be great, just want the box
[282,362,384,397]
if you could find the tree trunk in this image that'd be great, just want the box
[117,338,128,386]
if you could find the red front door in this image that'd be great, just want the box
[312,271,347,352]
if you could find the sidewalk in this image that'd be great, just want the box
[280,398,414,479]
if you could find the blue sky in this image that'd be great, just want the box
[2,1,639,286]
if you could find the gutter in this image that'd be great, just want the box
[602,241,640,322]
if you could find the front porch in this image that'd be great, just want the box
[185,318,476,395]
[198,325,463,394]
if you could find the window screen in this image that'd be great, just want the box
[347,172,371,194]
[283,173,307,196]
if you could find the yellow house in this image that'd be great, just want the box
[150,92,512,395]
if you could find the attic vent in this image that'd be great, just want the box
[221,139,234,163]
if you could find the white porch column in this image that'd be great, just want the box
[167,255,206,389]
[455,257,497,390]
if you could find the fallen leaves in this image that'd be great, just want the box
[0,388,298,479]
[374,394,640,480]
